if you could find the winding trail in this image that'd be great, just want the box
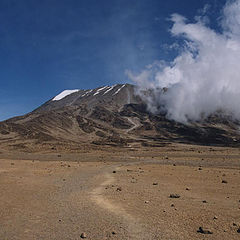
[126,117,141,133]
[91,165,147,239]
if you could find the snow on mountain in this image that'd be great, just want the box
[113,84,125,95]
[52,89,79,101]
[51,84,128,102]
[93,86,109,96]
[103,85,116,95]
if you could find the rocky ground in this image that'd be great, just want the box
[0,144,240,240]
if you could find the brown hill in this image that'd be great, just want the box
[0,83,240,152]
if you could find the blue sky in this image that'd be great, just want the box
[0,0,226,120]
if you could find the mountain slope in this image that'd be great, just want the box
[1,83,240,152]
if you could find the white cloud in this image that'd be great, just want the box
[128,0,240,123]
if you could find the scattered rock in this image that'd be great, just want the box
[197,227,213,234]
[222,180,228,183]
[202,200,207,203]
[153,182,158,185]
[80,232,87,238]
[169,194,180,198]
[68,165,71,167]
[171,204,175,207]
[127,169,133,172]
[237,228,240,233]
[173,164,176,166]
[186,187,190,191]
[233,222,237,226]
[113,170,116,173]
[112,231,116,235]
[213,216,218,220]
[198,167,202,170]
[116,187,122,191]
[145,201,149,204]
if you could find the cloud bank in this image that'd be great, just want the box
[128,0,240,123]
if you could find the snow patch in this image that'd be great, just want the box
[52,89,79,101]
[82,89,93,97]
[113,85,125,95]
[93,86,109,96]
[103,85,116,95]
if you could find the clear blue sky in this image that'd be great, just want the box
[0,0,226,120]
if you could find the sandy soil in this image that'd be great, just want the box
[0,144,240,239]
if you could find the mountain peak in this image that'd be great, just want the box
[1,82,240,153]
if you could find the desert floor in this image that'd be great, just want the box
[0,144,240,240]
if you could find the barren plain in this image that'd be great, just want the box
[0,144,239,240]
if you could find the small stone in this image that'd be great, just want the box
[202,200,207,203]
[197,227,213,234]
[213,216,218,220]
[153,182,158,185]
[113,170,116,173]
[171,204,175,207]
[222,180,228,183]
[169,194,180,198]
[68,165,71,167]
[80,232,87,238]
[145,201,149,204]
[186,187,190,191]
[173,164,176,166]
[112,231,116,235]
[116,187,122,191]
[237,228,240,233]
[233,222,237,226]
[198,167,202,170]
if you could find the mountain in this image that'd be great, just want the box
[0,83,240,152]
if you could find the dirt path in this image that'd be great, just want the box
[0,159,148,240]
[91,166,147,240]
[125,117,141,133]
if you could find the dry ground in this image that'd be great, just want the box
[0,144,240,239]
